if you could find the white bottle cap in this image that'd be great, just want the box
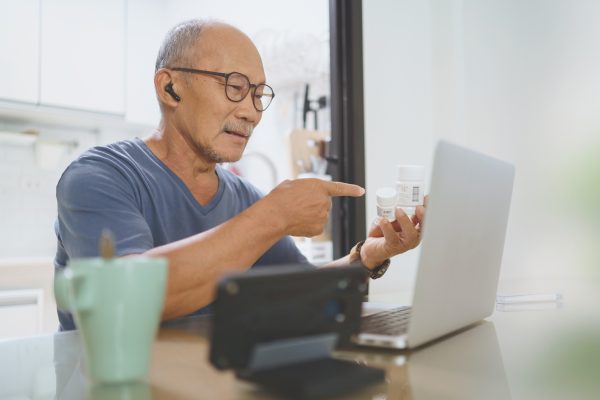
[397,165,425,181]
[376,187,397,207]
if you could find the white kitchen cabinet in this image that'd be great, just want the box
[0,258,58,339]
[0,290,44,339]
[0,0,40,104]
[40,0,126,114]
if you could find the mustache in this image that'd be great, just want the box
[223,121,254,137]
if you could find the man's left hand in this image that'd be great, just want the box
[359,201,426,269]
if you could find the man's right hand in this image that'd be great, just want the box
[263,178,365,237]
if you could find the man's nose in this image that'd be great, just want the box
[235,92,261,123]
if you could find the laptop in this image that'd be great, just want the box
[354,140,515,349]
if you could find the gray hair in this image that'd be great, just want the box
[155,19,218,71]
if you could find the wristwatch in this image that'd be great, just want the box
[349,240,390,279]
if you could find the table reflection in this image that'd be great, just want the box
[336,321,510,400]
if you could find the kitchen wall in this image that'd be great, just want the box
[364,0,600,295]
[0,125,95,257]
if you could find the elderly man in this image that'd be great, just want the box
[54,19,424,331]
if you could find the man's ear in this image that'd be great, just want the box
[155,69,180,106]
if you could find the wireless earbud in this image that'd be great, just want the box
[164,82,181,102]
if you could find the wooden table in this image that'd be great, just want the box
[1,278,599,399]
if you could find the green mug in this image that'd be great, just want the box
[54,257,168,384]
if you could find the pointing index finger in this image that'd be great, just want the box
[322,180,365,197]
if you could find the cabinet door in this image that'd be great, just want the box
[0,0,40,104]
[40,0,125,114]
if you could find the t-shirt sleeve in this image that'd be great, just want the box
[254,235,311,267]
[56,157,153,258]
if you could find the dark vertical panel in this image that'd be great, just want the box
[329,0,366,258]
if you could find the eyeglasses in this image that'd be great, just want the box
[169,67,275,111]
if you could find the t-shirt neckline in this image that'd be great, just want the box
[132,137,226,215]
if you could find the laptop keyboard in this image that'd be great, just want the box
[360,306,412,336]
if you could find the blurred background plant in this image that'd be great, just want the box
[524,139,600,400]
[569,140,600,280]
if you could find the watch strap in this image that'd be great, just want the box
[349,240,390,279]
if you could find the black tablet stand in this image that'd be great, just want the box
[235,333,384,399]
[209,265,385,400]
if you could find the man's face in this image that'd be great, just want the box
[174,27,266,163]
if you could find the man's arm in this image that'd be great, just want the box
[59,160,363,322]
[144,197,284,320]
[142,178,365,320]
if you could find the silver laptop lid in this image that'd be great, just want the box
[407,141,515,348]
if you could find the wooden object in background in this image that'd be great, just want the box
[287,129,330,179]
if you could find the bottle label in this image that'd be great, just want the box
[412,186,420,202]
[397,183,424,207]
[377,206,396,221]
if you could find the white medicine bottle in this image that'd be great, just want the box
[376,187,397,222]
[396,165,425,216]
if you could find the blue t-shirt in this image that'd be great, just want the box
[54,137,307,330]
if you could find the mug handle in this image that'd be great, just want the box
[54,269,94,313]
[71,270,94,312]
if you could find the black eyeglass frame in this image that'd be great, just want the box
[169,67,275,111]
